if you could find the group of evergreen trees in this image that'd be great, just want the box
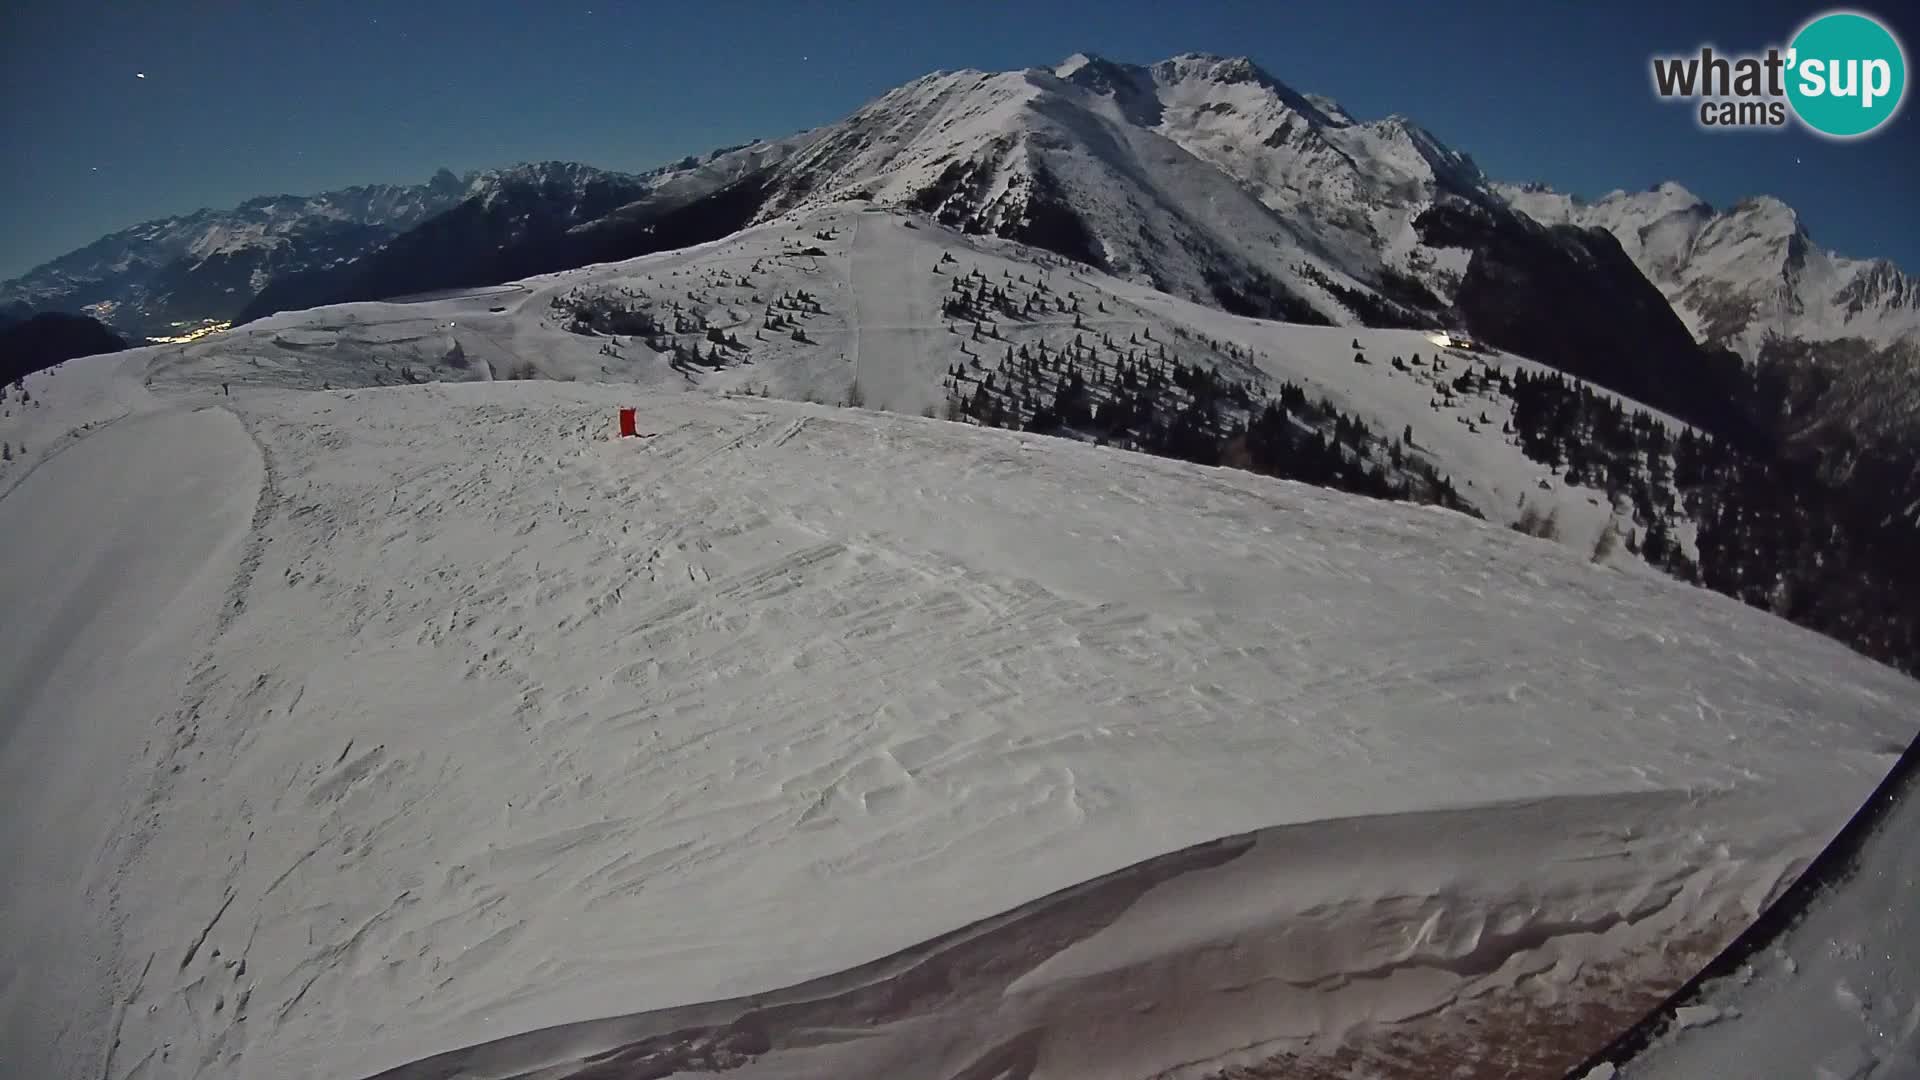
[1499,367,1920,675]
[549,288,663,338]
[943,333,1471,514]
[0,380,23,463]
[551,273,823,375]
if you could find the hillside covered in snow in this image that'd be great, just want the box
[16,52,1914,486]
[5,49,1918,1078]
[98,207,1679,555]
[51,200,1911,676]
[4,201,1919,1079]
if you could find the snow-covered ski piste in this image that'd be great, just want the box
[4,215,1918,1079]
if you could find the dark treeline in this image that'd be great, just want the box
[0,312,129,384]
[1502,368,1920,675]
[939,317,1473,516]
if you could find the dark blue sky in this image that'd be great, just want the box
[3,0,1915,282]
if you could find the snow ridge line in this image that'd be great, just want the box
[94,951,153,1080]
[361,830,1257,1080]
[0,407,135,504]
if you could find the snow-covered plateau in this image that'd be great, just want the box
[3,206,1917,1080]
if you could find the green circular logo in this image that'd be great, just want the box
[1786,11,1907,138]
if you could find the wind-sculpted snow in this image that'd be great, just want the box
[365,790,1789,1080]
[1587,734,1920,1080]
[5,362,1913,1078]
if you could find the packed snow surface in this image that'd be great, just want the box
[1612,751,1920,1080]
[1,398,261,1078]
[3,212,1918,1078]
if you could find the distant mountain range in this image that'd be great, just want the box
[0,148,803,341]
[3,169,470,338]
[1499,181,1920,358]
[12,55,1913,366]
[1498,180,1920,516]
[235,147,801,325]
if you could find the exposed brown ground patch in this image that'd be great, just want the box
[1183,926,1730,1080]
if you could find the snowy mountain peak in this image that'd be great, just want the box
[1303,93,1357,127]
[1649,179,1705,205]
[1502,180,1710,222]
[1369,115,1484,185]
[466,160,623,194]
[1730,192,1792,213]
[1157,52,1273,86]
[1838,258,1920,313]
[1147,53,1339,128]
[1052,52,1108,78]
[1501,177,1917,355]
[1725,194,1801,229]
[427,166,465,196]
[713,51,1607,332]
[1050,52,1161,120]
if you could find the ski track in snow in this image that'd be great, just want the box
[847,211,941,415]
[0,402,262,1080]
[1,210,1918,1079]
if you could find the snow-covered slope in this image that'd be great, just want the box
[738,62,1375,325]
[5,211,1919,1079]
[24,50,1820,406]
[1500,181,1920,357]
[125,205,1673,555]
